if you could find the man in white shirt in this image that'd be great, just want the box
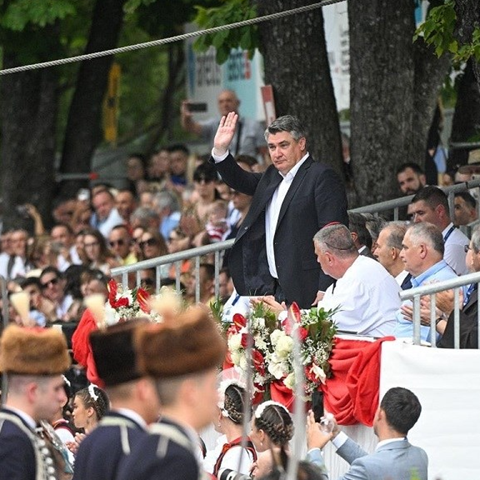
[90,189,124,237]
[306,387,428,480]
[374,222,411,289]
[410,186,469,275]
[313,223,400,337]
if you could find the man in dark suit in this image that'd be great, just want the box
[0,325,71,480]
[117,306,226,480]
[307,387,428,480]
[211,112,348,308]
[73,320,160,480]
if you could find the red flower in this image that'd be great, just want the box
[233,313,247,331]
[108,279,118,306]
[241,333,253,349]
[136,288,151,313]
[298,326,309,342]
[252,349,265,375]
[282,301,302,335]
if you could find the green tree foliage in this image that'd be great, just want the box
[415,0,480,63]
[194,0,258,64]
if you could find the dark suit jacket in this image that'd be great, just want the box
[213,154,348,308]
[73,410,147,480]
[117,417,200,480]
[0,409,36,480]
[438,289,478,348]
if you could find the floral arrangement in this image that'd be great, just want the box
[85,279,185,327]
[224,301,337,402]
[104,279,153,325]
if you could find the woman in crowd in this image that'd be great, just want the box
[167,227,192,280]
[82,229,119,275]
[139,228,169,278]
[71,384,109,435]
[250,401,294,453]
[205,382,257,477]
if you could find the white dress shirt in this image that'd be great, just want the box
[320,255,400,337]
[265,154,308,278]
[442,222,469,275]
[212,149,309,279]
[395,270,410,287]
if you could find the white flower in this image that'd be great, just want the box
[104,303,118,326]
[239,355,248,371]
[228,334,243,352]
[284,372,296,390]
[270,329,285,345]
[254,335,267,351]
[231,351,243,367]
[310,364,327,385]
[254,317,266,329]
[268,360,287,380]
[276,335,294,359]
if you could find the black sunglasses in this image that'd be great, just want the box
[139,238,157,248]
[41,277,59,289]
[109,239,125,247]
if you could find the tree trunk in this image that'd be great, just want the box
[59,0,126,197]
[255,0,344,177]
[448,60,480,169]
[349,0,450,206]
[0,51,58,231]
[454,0,480,89]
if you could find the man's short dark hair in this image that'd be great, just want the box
[412,186,449,213]
[396,162,425,176]
[348,212,372,249]
[168,144,190,156]
[380,387,422,435]
[264,115,307,143]
[455,191,477,210]
[19,277,42,291]
[51,222,74,236]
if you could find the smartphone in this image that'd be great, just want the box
[187,102,208,113]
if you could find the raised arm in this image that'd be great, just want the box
[213,112,239,156]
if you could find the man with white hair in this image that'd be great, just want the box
[374,222,411,289]
[313,223,400,337]
[394,222,457,341]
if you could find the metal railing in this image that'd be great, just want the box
[111,179,480,348]
[399,271,480,348]
[350,178,480,220]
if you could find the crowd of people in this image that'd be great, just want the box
[1,93,479,480]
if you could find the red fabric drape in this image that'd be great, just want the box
[270,380,295,412]
[320,336,395,426]
[71,309,103,387]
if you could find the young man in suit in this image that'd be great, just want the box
[211,112,348,309]
[117,305,226,480]
[0,325,71,480]
[306,387,428,480]
[73,319,160,480]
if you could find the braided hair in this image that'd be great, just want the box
[222,383,251,425]
[75,385,109,422]
[254,401,294,447]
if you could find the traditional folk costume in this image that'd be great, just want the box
[117,307,226,480]
[72,319,150,480]
[0,326,71,480]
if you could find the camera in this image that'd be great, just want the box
[217,468,251,480]
[187,102,208,113]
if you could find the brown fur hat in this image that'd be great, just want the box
[0,325,70,375]
[89,318,148,387]
[135,305,226,378]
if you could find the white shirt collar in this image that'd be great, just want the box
[5,406,36,429]
[278,152,309,181]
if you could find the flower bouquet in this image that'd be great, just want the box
[223,301,337,404]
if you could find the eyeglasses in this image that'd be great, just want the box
[84,241,99,248]
[464,245,472,253]
[41,278,59,289]
[109,239,125,247]
[139,238,157,248]
[141,278,154,287]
